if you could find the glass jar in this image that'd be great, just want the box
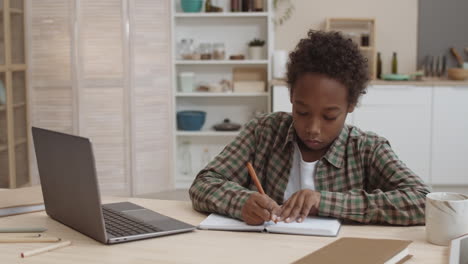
[212,43,225,60]
[179,39,196,60]
[199,43,212,60]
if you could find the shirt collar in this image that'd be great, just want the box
[322,125,349,169]
[281,121,296,150]
[281,123,349,168]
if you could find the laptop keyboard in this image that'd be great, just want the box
[102,207,161,237]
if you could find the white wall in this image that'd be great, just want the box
[274,0,418,75]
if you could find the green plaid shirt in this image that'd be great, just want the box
[189,112,430,225]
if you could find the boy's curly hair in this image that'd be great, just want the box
[286,30,369,105]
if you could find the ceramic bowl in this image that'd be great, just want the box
[447,68,468,81]
[177,111,206,131]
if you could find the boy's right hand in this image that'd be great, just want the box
[241,193,281,225]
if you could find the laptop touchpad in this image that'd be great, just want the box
[124,209,169,222]
[124,209,191,231]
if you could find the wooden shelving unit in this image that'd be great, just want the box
[0,0,29,188]
[325,18,377,79]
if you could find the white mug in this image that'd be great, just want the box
[425,192,468,246]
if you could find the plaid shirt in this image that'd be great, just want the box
[189,112,430,225]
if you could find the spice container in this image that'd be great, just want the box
[253,0,264,11]
[212,43,225,60]
[199,43,212,60]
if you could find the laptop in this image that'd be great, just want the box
[32,127,196,244]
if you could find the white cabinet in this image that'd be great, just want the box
[270,82,468,186]
[431,86,468,185]
[352,85,432,183]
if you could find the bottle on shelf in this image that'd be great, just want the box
[377,52,382,79]
[201,147,211,168]
[179,141,192,175]
[205,0,212,12]
[391,52,398,74]
[231,0,241,12]
[242,0,251,12]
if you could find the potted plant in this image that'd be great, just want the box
[248,39,265,60]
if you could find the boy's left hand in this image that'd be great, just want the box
[279,190,321,223]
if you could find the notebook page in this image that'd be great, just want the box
[198,214,265,232]
[266,217,341,236]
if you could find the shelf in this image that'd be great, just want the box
[176,130,239,137]
[0,138,27,154]
[15,138,27,147]
[0,102,25,112]
[359,46,374,51]
[0,8,23,15]
[175,60,269,65]
[14,102,26,108]
[176,92,268,97]
[175,12,268,18]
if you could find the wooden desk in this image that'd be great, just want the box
[0,197,448,263]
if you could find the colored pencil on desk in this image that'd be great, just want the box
[0,227,47,233]
[0,237,60,243]
[0,234,41,238]
[21,240,72,258]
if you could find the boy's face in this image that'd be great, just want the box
[291,73,355,152]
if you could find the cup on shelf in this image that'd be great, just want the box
[178,72,195,92]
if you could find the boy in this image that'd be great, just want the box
[189,30,430,226]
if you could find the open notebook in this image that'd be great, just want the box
[198,213,341,237]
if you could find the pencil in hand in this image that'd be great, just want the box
[247,162,278,223]
[246,162,265,194]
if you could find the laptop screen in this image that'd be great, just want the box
[32,127,108,243]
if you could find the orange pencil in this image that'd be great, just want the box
[246,162,265,194]
[247,162,278,223]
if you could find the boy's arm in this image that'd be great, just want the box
[189,119,258,220]
[318,140,431,225]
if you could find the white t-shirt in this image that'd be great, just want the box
[283,142,318,202]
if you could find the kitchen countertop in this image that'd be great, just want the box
[271,78,468,87]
